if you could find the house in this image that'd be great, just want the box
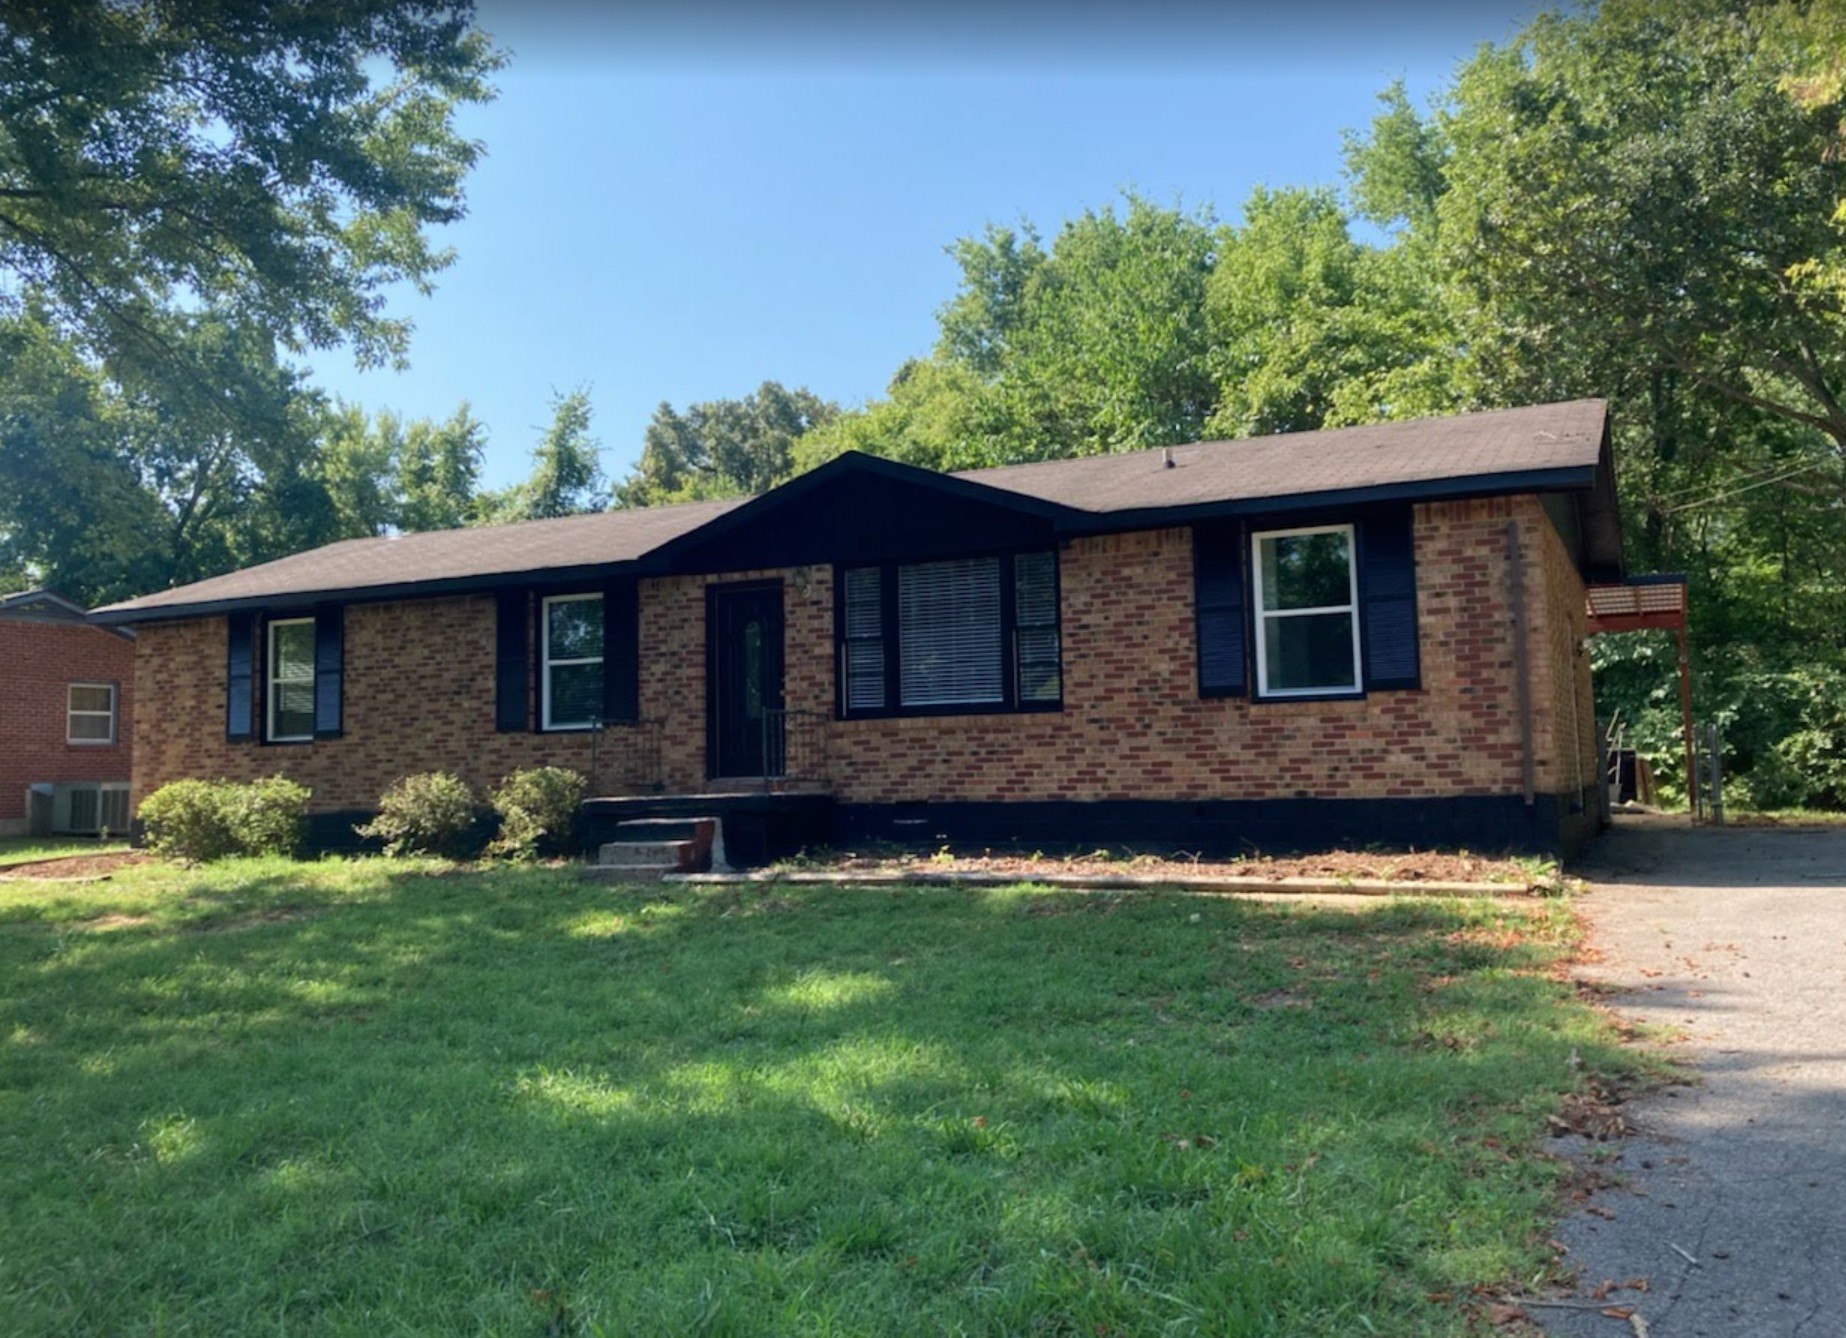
[94,399,1628,860]
[0,590,136,836]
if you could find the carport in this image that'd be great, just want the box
[1584,574,1694,813]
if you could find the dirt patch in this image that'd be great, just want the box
[0,852,152,880]
[782,846,1547,887]
[83,913,156,932]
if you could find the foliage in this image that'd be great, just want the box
[487,766,586,860]
[616,381,838,505]
[355,772,480,858]
[0,0,502,373]
[0,862,1656,1334]
[137,777,309,863]
[474,390,607,524]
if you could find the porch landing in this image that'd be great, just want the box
[579,789,834,869]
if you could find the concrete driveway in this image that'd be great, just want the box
[1538,816,1846,1337]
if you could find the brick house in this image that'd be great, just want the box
[0,591,136,836]
[95,400,1627,859]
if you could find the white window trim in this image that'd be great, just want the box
[66,682,117,745]
[1251,523,1363,699]
[266,617,316,743]
[541,593,604,731]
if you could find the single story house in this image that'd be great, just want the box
[95,399,1626,859]
[0,590,136,836]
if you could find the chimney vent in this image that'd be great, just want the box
[1162,447,1175,469]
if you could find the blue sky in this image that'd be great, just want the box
[306,3,1541,489]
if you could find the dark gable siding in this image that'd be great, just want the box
[1359,508,1420,691]
[495,590,530,733]
[1193,523,1247,697]
[226,611,256,741]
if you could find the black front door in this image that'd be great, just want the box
[707,582,784,780]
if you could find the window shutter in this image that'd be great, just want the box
[313,607,344,738]
[226,611,255,741]
[1194,525,1247,696]
[1360,508,1420,691]
[495,590,530,733]
[841,566,886,712]
[898,557,1003,707]
[1013,551,1062,705]
[602,577,640,723]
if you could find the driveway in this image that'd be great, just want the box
[1538,816,1846,1337]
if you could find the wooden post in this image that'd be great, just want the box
[1677,625,1697,817]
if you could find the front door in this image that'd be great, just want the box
[707,582,784,780]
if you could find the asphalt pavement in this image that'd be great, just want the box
[1537,816,1846,1337]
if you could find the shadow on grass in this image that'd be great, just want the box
[0,861,1639,1336]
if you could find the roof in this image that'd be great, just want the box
[0,589,135,638]
[960,400,1609,522]
[93,497,744,621]
[94,399,1614,623]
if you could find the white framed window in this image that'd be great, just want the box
[67,683,117,744]
[1252,524,1362,698]
[267,618,316,742]
[541,593,604,730]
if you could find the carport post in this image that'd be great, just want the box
[1678,626,1697,817]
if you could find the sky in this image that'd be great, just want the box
[304,2,1543,490]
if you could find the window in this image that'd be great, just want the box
[267,618,317,741]
[1251,525,1362,697]
[67,683,116,744]
[838,551,1060,716]
[542,593,604,729]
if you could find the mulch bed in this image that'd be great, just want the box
[0,852,153,880]
[789,847,1540,886]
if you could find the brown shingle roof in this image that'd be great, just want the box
[959,400,1607,515]
[96,497,744,617]
[96,399,1608,620]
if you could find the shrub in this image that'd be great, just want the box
[138,776,310,863]
[488,766,586,860]
[355,773,480,857]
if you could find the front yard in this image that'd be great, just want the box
[0,857,1647,1335]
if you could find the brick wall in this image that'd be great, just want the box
[130,495,1590,819]
[0,620,136,827]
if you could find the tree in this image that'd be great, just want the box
[1203,186,1460,438]
[616,381,838,506]
[0,1,502,374]
[792,358,989,474]
[317,400,484,536]
[477,390,606,524]
[937,195,1219,462]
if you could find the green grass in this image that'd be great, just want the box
[0,836,130,867]
[0,858,1650,1335]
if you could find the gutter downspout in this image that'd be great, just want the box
[1507,522,1536,807]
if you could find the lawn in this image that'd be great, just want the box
[0,857,1646,1335]
[0,836,131,868]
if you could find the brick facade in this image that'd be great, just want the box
[130,495,1591,840]
[0,618,136,833]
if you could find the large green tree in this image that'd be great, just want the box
[476,389,606,524]
[616,381,838,506]
[0,0,501,373]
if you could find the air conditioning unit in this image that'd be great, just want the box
[46,783,132,836]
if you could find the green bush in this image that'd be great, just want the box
[138,776,310,862]
[355,773,480,857]
[488,766,586,860]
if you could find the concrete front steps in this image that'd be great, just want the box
[583,816,727,881]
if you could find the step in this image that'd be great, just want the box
[610,816,718,843]
[582,860,680,882]
[597,839,701,871]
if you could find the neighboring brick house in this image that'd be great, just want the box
[96,400,1630,858]
[0,591,136,836]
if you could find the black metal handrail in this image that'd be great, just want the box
[761,707,830,792]
[587,716,665,795]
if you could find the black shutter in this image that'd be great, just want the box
[313,606,344,738]
[1194,524,1247,697]
[495,590,530,732]
[602,577,640,723]
[1361,507,1421,691]
[226,611,255,741]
